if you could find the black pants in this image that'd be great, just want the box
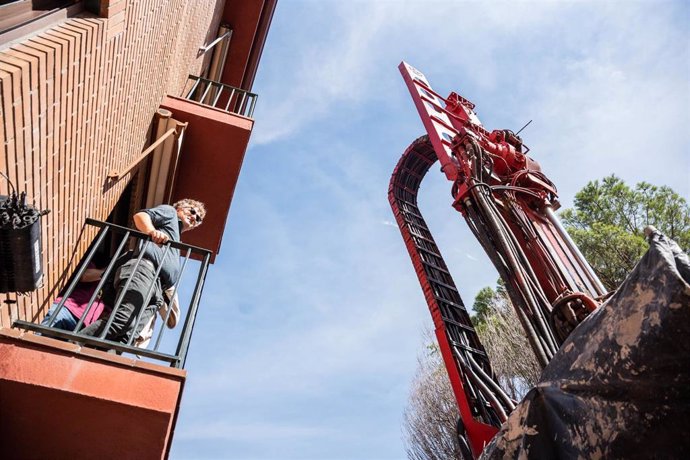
[80,259,162,344]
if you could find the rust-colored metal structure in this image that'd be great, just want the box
[390,62,607,458]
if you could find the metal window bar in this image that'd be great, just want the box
[73,232,130,332]
[224,87,236,112]
[176,251,211,368]
[124,244,172,347]
[97,240,153,340]
[154,248,191,350]
[183,75,258,118]
[44,226,111,328]
[13,218,212,369]
[186,77,202,99]
[212,85,224,107]
[199,80,214,106]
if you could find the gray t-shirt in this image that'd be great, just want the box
[136,204,181,289]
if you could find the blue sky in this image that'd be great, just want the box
[170,1,689,459]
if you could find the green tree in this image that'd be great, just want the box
[472,282,541,399]
[471,286,498,325]
[471,280,508,327]
[561,175,690,289]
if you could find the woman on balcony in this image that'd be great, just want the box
[79,199,205,344]
[40,263,110,332]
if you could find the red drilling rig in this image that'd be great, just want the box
[389,62,608,458]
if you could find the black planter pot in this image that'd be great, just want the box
[0,215,43,293]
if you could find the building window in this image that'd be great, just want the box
[0,0,80,37]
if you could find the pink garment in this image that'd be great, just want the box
[55,281,109,327]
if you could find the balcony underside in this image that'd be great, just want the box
[162,95,254,263]
[0,328,186,459]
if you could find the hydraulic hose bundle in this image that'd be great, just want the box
[457,139,558,366]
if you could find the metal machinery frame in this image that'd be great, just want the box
[389,62,608,458]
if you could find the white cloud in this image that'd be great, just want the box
[253,1,688,197]
[252,3,390,145]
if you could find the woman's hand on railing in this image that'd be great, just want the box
[133,211,169,245]
[148,229,169,245]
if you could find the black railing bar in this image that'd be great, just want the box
[154,247,192,351]
[47,226,111,328]
[237,96,243,114]
[212,84,224,107]
[176,252,211,368]
[238,92,247,116]
[189,75,258,98]
[210,81,222,102]
[98,242,151,340]
[177,252,210,368]
[186,77,201,99]
[199,81,213,105]
[191,80,204,103]
[85,218,212,256]
[224,88,236,112]
[248,94,257,118]
[125,244,172,347]
[13,321,179,364]
[73,232,130,332]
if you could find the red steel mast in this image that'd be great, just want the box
[390,62,607,458]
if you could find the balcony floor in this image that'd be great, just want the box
[0,328,186,459]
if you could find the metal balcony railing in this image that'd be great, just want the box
[182,75,257,118]
[13,218,211,368]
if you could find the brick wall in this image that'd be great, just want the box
[0,1,225,327]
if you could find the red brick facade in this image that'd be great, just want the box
[0,1,225,327]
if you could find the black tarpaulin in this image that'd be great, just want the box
[481,230,690,459]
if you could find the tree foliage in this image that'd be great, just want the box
[561,175,690,289]
[471,286,500,326]
[472,283,540,400]
[402,338,463,460]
